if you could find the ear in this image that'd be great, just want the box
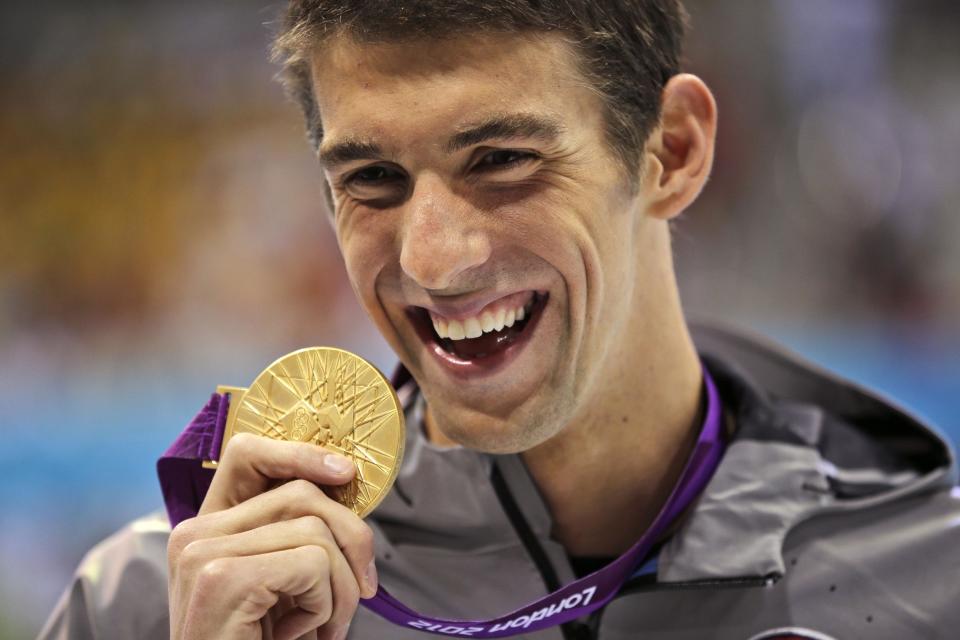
[640,74,717,220]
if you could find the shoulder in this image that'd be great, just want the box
[765,486,960,638]
[785,483,960,599]
[605,487,960,639]
[39,512,171,640]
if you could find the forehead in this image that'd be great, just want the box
[309,32,599,148]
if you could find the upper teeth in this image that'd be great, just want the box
[432,303,530,341]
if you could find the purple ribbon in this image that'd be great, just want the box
[158,369,724,637]
[156,392,227,527]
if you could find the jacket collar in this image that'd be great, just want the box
[659,323,955,581]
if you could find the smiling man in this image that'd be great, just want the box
[41,2,960,640]
[314,28,712,558]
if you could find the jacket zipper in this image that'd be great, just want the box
[490,464,596,640]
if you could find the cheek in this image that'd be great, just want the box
[337,211,396,306]
[497,189,590,270]
[520,185,632,370]
[519,193,604,295]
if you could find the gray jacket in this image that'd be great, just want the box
[40,323,960,639]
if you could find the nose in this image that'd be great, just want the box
[399,175,491,291]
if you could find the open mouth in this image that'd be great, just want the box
[407,291,549,370]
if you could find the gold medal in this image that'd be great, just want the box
[205,347,405,518]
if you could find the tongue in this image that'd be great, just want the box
[447,324,523,360]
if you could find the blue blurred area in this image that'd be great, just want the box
[769,328,959,446]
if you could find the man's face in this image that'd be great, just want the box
[310,32,650,453]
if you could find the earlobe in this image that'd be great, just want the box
[642,74,717,220]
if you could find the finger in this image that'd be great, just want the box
[262,598,319,640]
[176,480,377,597]
[201,433,356,514]
[183,545,334,640]
[275,543,359,640]
[180,516,339,575]
[273,536,360,640]
[316,538,361,638]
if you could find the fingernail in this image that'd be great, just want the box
[365,559,378,595]
[323,454,354,475]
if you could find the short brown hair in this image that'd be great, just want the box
[272,0,688,174]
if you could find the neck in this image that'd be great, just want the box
[521,322,703,556]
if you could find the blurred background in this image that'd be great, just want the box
[1,0,957,636]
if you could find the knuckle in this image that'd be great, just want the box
[342,521,375,559]
[296,515,333,541]
[287,478,322,502]
[195,557,232,589]
[223,432,257,460]
[167,518,200,562]
[354,522,375,551]
[178,540,209,573]
[302,544,330,573]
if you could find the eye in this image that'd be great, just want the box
[475,149,538,171]
[347,165,403,184]
[340,164,407,204]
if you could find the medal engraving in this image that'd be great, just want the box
[226,347,405,518]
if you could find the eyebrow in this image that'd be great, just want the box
[318,139,383,170]
[445,113,564,154]
[318,113,564,170]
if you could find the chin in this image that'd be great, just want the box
[427,391,570,454]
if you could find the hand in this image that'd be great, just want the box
[167,433,378,640]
